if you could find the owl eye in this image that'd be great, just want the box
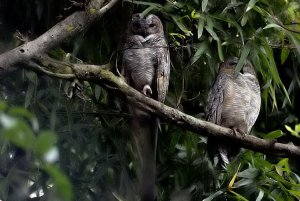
[149,23,155,28]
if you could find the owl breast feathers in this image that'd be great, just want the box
[206,57,261,134]
[206,57,261,167]
[123,13,170,103]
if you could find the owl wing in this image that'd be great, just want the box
[156,40,170,103]
[206,74,227,125]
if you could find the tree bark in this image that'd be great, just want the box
[19,55,300,158]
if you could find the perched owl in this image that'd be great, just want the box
[123,13,170,103]
[206,57,261,168]
[123,13,170,201]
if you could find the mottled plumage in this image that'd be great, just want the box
[206,57,261,168]
[123,13,170,201]
[123,13,170,102]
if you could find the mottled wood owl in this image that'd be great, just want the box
[206,57,261,168]
[123,13,170,201]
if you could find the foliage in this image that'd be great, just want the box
[0,0,300,201]
[0,102,71,201]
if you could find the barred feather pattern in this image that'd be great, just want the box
[206,57,261,168]
[123,13,170,201]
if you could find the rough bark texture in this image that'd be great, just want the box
[0,0,118,71]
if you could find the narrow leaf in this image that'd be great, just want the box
[35,131,57,156]
[284,125,296,135]
[281,48,290,65]
[25,83,35,108]
[235,42,251,75]
[95,85,101,101]
[228,163,241,189]
[190,42,208,65]
[170,15,192,36]
[256,190,264,201]
[229,190,249,201]
[241,14,248,26]
[203,190,224,201]
[197,17,205,39]
[44,165,73,201]
[263,23,282,30]
[246,0,258,12]
[202,0,208,12]
[257,130,284,139]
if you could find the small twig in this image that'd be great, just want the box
[186,91,201,101]
[273,17,300,34]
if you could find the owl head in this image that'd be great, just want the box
[242,61,256,76]
[129,13,164,37]
[219,57,238,73]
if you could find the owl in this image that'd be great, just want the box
[123,13,170,104]
[122,13,170,201]
[206,57,261,168]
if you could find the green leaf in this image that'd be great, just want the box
[205,25,224,61]
[281,48,290,65]
[203,190,224,201]
[202,0,208,12]
[210,14,244,45]
[44,165,73,201]
[263,23,282,30]
[257,130,284,139]
[94,85,101,101]
[285,125,298,137]
[123,0,162,8]
[170,15,192,36]
[241,14,248,26]
[8,107,33,119]
[288,33,300,56]
[141,5,158,16]
[35,131,57,156]
[235,42,251,75]
[0,102,7,112]
[3,120,35,150]
[25,71,37,83]
[229,190,249,201]
[256,190,264,201]
[216,39,224,61]
[288,190,300,199]
[190,42,208,65]
[197,17,205,39]
[246,0,258,12]
[234,178,253,188]
[229,163,241,189]
[25,83,35,108]
[238,168,259,179]
[112,192,126,201]
[191,10,200,19]
[295,124,300,134]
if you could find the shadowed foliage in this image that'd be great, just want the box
[0,0,300,200]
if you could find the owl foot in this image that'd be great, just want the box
[142,85,152,96]
[232,128,245,137]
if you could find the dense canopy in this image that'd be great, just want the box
[0,0,300,200]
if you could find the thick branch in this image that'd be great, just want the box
[0,0,119,71]
[22,55,300,158]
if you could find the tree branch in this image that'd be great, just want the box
[21,55,300,158]
[0,0,119,71]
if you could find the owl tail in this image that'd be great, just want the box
[207,137,230,169]
[218,146,230,169]
[132,116,158,201]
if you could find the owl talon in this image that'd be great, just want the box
[142,85,152,96]
[232,128,245,137]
